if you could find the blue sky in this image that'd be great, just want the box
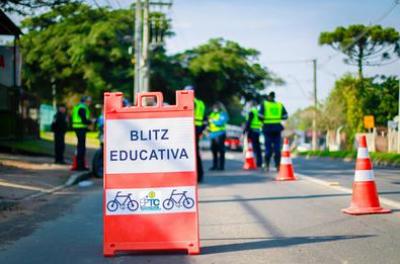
[7,0,400,113]
[162,0,400,113]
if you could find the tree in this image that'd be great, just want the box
[1,0,74,14]
[319,25,400,79]
[363,75,399,126]
[20,3,134,103]
[178,38,283,107]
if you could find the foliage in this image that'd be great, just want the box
[286,107,314,131]
[20,3,134,104]
[1,0,74,15]
[149,47,192,104]
[319,25,400,79]
[363,75,399,126]
[291,74,399,149]
[20,5,281,125]
[177,38,284,107]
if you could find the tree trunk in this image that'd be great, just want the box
[357,45,363,80]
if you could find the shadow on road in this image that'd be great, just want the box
[201,235,374,255]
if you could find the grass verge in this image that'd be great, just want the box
[297,150,400,167]
[0,131,99,156]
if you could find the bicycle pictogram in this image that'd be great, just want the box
[107,191,139,212]
[162,189,195,210]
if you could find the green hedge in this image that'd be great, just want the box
[297,150,400,167]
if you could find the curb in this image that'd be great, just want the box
[65,170,92,186]
[22,170,92,200]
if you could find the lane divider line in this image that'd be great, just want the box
[297,173,400,209]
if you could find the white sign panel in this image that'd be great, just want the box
[105,186,196,215]
[105,117,195,174]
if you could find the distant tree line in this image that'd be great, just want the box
[19,2,282,124]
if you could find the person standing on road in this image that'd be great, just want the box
[72,96,93,171]
[185,85,206,182]
[244,99,263,168]
[259,92,288,171]
[208,101,229,171]
[51,105,68,164]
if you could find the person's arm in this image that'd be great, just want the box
[258,104,264,120]
[244,112,253,133]
[78,108,91,125]
[213,112,228,126]
[281,105,288,120]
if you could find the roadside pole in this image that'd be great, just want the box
[312,59,318,151]
[51,77,56,110]
[141,0,150,92]
[134,0,142,99]
[398,78,400,153]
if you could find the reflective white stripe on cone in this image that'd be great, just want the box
[342,135,391,215]
[243,137,257,170]
[275,138,296,181]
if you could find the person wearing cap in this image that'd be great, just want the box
[244,99,263,168]
[185,85,206,182]
[72,96,93,170]
[51,105,68,164]
[259,92,288,171]
[208,101,229,171]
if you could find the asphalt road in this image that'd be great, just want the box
[292,156,400,203]
[0,152,399,264]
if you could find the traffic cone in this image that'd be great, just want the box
[70,150,87,171]
[243,137,257,170]
[70,150,79,171]
[342,135,391,215]
[276,138,296,181]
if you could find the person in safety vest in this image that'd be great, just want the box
[185,85,206,182]
[208,101,229,171]
[72,96,93,170]
[244,99,263,168]
[259,92,288,171]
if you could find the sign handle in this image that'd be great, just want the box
[136,92,163,108]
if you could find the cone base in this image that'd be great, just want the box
[243,159,257,170]
[275,165,296,181]
[243,166,257,170]
[275,177,296,181]
[342,206,391,215]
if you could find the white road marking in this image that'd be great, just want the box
[297,173,400,209]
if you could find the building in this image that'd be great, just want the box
[0,9,39,139]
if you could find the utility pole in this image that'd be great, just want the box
[51,77,56,110]
[312,59,318,151]
[134,0,142,99]
[133,0,172,95]
[141,0,150,92]
[398,78,400,153]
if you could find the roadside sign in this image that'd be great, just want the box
[103,91,200,256]
[364,115,375,129]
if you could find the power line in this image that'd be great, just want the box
[266,59,312,65]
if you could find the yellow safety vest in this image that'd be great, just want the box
[248,107,262,130]
[208,112,226,132]
[263,101,283,124]
[194,98,205,127]
[72,103,90,129]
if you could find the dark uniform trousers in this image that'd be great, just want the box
[248,129,262,167]
[75,128,87,169]
[211,133,226,170]
[263,130,281,169]
[195,126,204,182]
